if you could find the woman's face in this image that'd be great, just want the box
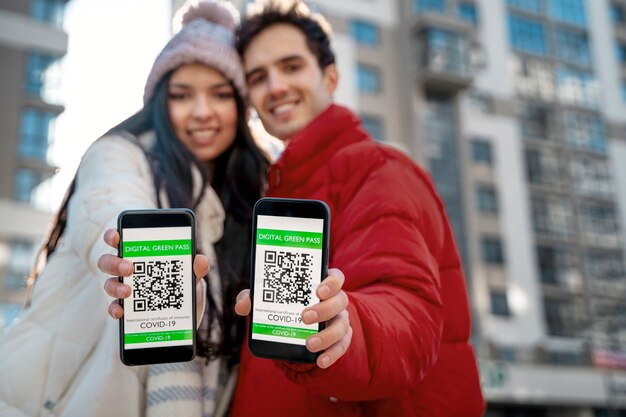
[168,63,238,162]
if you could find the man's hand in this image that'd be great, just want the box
[235,268,352,369]
[98,228,208,321]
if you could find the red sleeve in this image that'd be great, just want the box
[276,146,449,401]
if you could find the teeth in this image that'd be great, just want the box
[273,103,295,115]
[191,129,217,140]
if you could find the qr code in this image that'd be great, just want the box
[132,260,184,312]
[262,250,313,305]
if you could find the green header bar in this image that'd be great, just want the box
[122,239,192,257]
[256,228,323,250]
[124,329,193,344]
[252,323,318,340]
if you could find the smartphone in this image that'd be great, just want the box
[248,197,330,363]
[117,209,196,366]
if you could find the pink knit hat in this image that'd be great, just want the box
[143,0,246,103]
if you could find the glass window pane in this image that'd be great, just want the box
[351,20,379,46]
[14,169,41,203]
[562,110,605,153]
[555,28,591,67]
[508,14,548,55]
[360,114,384,141]
[550,0,586,26]
[357,64,380,93]
[19,108,55,160]
[482,237,505,264]
[471,139,492,164]
[414,0,446,13]
[507,0,543,13]
[458,3,479,25]
[612,3,626,23]
[476,185,498,213]
[490,291,510,316]
[556,65,599,108]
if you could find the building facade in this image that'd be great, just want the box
[0,0,68,329]
[308,0,626,415]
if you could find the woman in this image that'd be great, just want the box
[0,1,268,416]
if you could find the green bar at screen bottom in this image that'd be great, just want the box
[124,329,193,344]
[252,323,317,340]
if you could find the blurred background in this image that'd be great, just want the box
[1,0,626,415]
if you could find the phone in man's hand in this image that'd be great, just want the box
[117,209,196,366]
[248,198,330,363]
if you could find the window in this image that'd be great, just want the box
[570,157,612,198]
[512,57,555,100]
[580,204,620,247]
[458,3,479,25]
[507,0,543,13]
[548,350,585,365]
[351,20,379,46]
[490,291,510,316]
[556,65,599,108]
[5,240,35,292]
[357,64,380,93]
[536,245,579,288]
[531,196,574,236]
[544,297,588,337]
[525,148,560,186]
[471,139,492,164]
[612,3,626,24]
[482,237,505,264]
[414,0,446,13]
[555,28,590,67]
[616,42,626,64]
[550,0,586,26]
[508,14,548,55]
[30,0,65,28]
[14,169,44,203]
[586,251,625,280]
[476,185,498,214]
[360,114,384,141]
[562,110,605,153]
[422,28,470,75]
[24,52,61,99]
[521,104,552,139]
[19,108,56,161]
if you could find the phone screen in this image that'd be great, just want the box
[251,214,324,346]
[121,226,194,350]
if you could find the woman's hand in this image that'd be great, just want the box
[97,228,208,322]
[235,268,352,369]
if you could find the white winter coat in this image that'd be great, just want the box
[0,132,225,417]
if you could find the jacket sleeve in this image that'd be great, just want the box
[277,147,449,401]
[63,135,157,278]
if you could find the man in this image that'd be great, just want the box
[230,1,484,416]
[101,1,484,415]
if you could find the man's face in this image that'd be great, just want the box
[243,23,338,141]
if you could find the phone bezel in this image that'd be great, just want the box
[248,197,330,363]
[117,208,197,366]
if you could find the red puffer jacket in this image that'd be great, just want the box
[231,105,484,417]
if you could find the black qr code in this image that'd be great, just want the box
[132,260,184,312]
[262,250,313,305]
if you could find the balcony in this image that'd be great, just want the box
[412,14,478,92]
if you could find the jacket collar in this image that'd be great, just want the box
[268,104,368,190]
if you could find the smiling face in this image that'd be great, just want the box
[167,63,238,162]
[243,24,338,141]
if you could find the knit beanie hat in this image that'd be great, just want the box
[143,0,245,104]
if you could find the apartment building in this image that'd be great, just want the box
[0,0,68,329]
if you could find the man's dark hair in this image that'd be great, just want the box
[236,0,336,70]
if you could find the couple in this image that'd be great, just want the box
[0,1,484,416]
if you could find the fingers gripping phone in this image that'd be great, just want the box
[117,209,196,366]
[248,198,330,363]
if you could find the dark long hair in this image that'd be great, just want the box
[31,71,268,362]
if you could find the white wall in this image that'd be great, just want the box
[313,0,397,27]
[462,108,546,347]
[474,0,514,99]
[331,32,359,110]
[587,0,626,123]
